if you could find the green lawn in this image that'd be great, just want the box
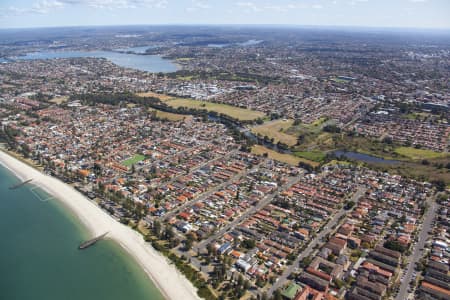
[165,99,265,121]
[251,145,319,167]
[294,151,327,162]
[394,147,449,160]
[251,119,297,146]
[122,154,146,167]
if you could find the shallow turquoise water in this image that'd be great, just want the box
[0,165,164,300]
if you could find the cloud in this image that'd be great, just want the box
[84,0,168,9]
[0,0,64,16]
[236,2,261,12]
[0,0,168,16]
[235,1,325,13]
[186,0,211,12]
[262,3,306,12]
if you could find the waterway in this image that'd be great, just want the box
[332,150,400,165]
[9,50,178,73]
[0,165,164,300]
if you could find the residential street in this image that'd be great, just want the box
[195,176,301,251]
[163,159,262,222]
[267,186,367,296]
[395,199,438,300]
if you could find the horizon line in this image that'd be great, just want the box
[1,23,450,32]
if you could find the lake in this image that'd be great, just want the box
[332,150,400,165]
[11,50,178,73]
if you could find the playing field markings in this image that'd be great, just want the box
[30,185,54,202]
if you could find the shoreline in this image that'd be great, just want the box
[0,150,200,300]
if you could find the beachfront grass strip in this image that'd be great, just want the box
[294,151,327,162]
[122,154,146,167]
[394,147,449,160]
[167,253,217,300]
[251,119,297,146]
[251,145,319,167]
[165,98,265,121]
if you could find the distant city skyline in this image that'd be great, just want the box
[0,0,449,29]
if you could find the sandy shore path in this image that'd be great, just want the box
[0,150,200,300]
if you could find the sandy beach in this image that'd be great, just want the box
[0,150,200,300]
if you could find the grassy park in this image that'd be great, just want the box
[50,96,69,104]
[294,151,327,162]
[165,98,265,121]
[251,145,319,167]
[136,91,175,101]
[251,119,297,146]
[394,147,449,161]
[149,109,187,121]
[122,154,146,167]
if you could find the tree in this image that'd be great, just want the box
[244,280,251,290]
[432,180,445,192]
[296,134,305,145]
[164,227,175,241]
[152,220,161,237]
[184,239,193,251]
[323,124,341,133]
[344,200,355,210]
[300,256,312,268]
[238,274,244,287]
[256,277,265,288]
[241,239,256,249]
[169,238,180,248]
[382,136,393,144]
[384,240,406,253]
[207,243,216,257]
[273,289,283,300]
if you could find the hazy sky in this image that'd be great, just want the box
[0,0,449,29]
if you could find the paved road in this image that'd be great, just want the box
[173,175,301,282]
[162,161,263,221]
[160,149,238,193]
[267,186,367,296]
[395,199,438,300]
[195,176,301,251]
